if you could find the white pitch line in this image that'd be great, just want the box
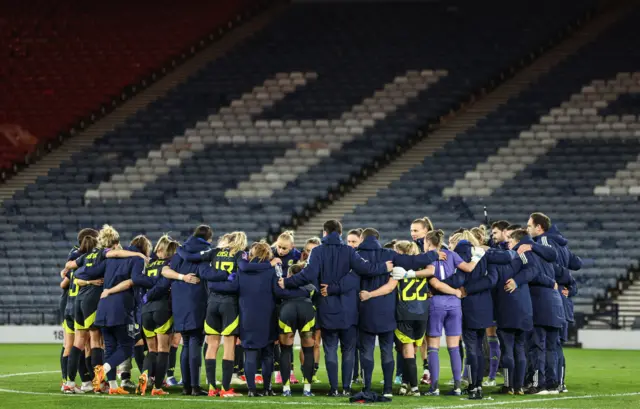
[2,371,638,408]
[0,388,373,406]
[418,391,640,409]
[0,371,59,379]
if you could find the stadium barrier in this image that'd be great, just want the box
[0,326,457,346]
[577,329,640,350]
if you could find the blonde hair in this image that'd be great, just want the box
[249,241,273,262]
[154,234,178,258]
[274,230,295,246]
[98,224,120,249]
[227,231,248,256]
[305,237,321,247]
[394,240,421,255]
[462,230,480,247]
[411,217,434,232]
[217,233,231,248]
[130,235,152,257]
[471,225,488,246]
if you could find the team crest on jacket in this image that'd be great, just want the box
[288,259,294,266]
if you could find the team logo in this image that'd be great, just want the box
[288,259,294,266]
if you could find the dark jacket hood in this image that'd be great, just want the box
[543,225,568,246]
[453,240,473,262]
[182,236,212,254]
[322,232,344,246]
[358,236,382,251]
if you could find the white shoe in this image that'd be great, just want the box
[63,384,83,394]
[482,379,496,387]
[547,389,559,395]
[230,373,246,385]
[80,381,93,393]
[535,389,550,395]
[447,378,455,385]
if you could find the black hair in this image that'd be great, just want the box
[361,228,380,240]
[323,220,343,235]
[193,224,213,241]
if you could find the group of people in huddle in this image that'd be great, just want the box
[57,211,579,400]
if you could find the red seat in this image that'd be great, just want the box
[0,0,254,171]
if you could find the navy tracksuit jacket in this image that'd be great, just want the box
[208,257,310,349]
[515,237,565,328]
[82,254,147,328]
[442,241,511,330]
[533,226,582,324]
[355,236,443,334]
[272,246,302,270]
[283,232,389,330]
[150,237,210,333]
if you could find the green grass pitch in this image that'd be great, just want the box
[0,344,638,408]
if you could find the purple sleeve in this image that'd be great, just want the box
[451,251,464,268]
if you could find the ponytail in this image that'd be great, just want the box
[471,225,487,246]
[130,235,152,257]
[273,230,295,247]
[79,235,98,254]
[425,229,445,249]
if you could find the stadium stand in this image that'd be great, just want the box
[340,6,640,319]
[0,0,601,324]
[0,0,263,177]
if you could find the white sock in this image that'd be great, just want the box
[303,383,311,392]
[103,363,112,374]
[67,381,76,387]
[82,381,92,387]
[109,380,118,389]
[283,385,291,392]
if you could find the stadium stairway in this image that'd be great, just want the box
[617,284,640,320]
[0,4,285,204]
[294,1,629,241]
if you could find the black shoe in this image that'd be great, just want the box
[525,387,547,395]
[247,391,263,398]
[191,386,207,396]
[181,387,192,395]
[342,388,352,397]
[471,387,483,400]
[327,389,339,397]
[263,388,276,397]
[515,388,525,395]
[499,386,512,394]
